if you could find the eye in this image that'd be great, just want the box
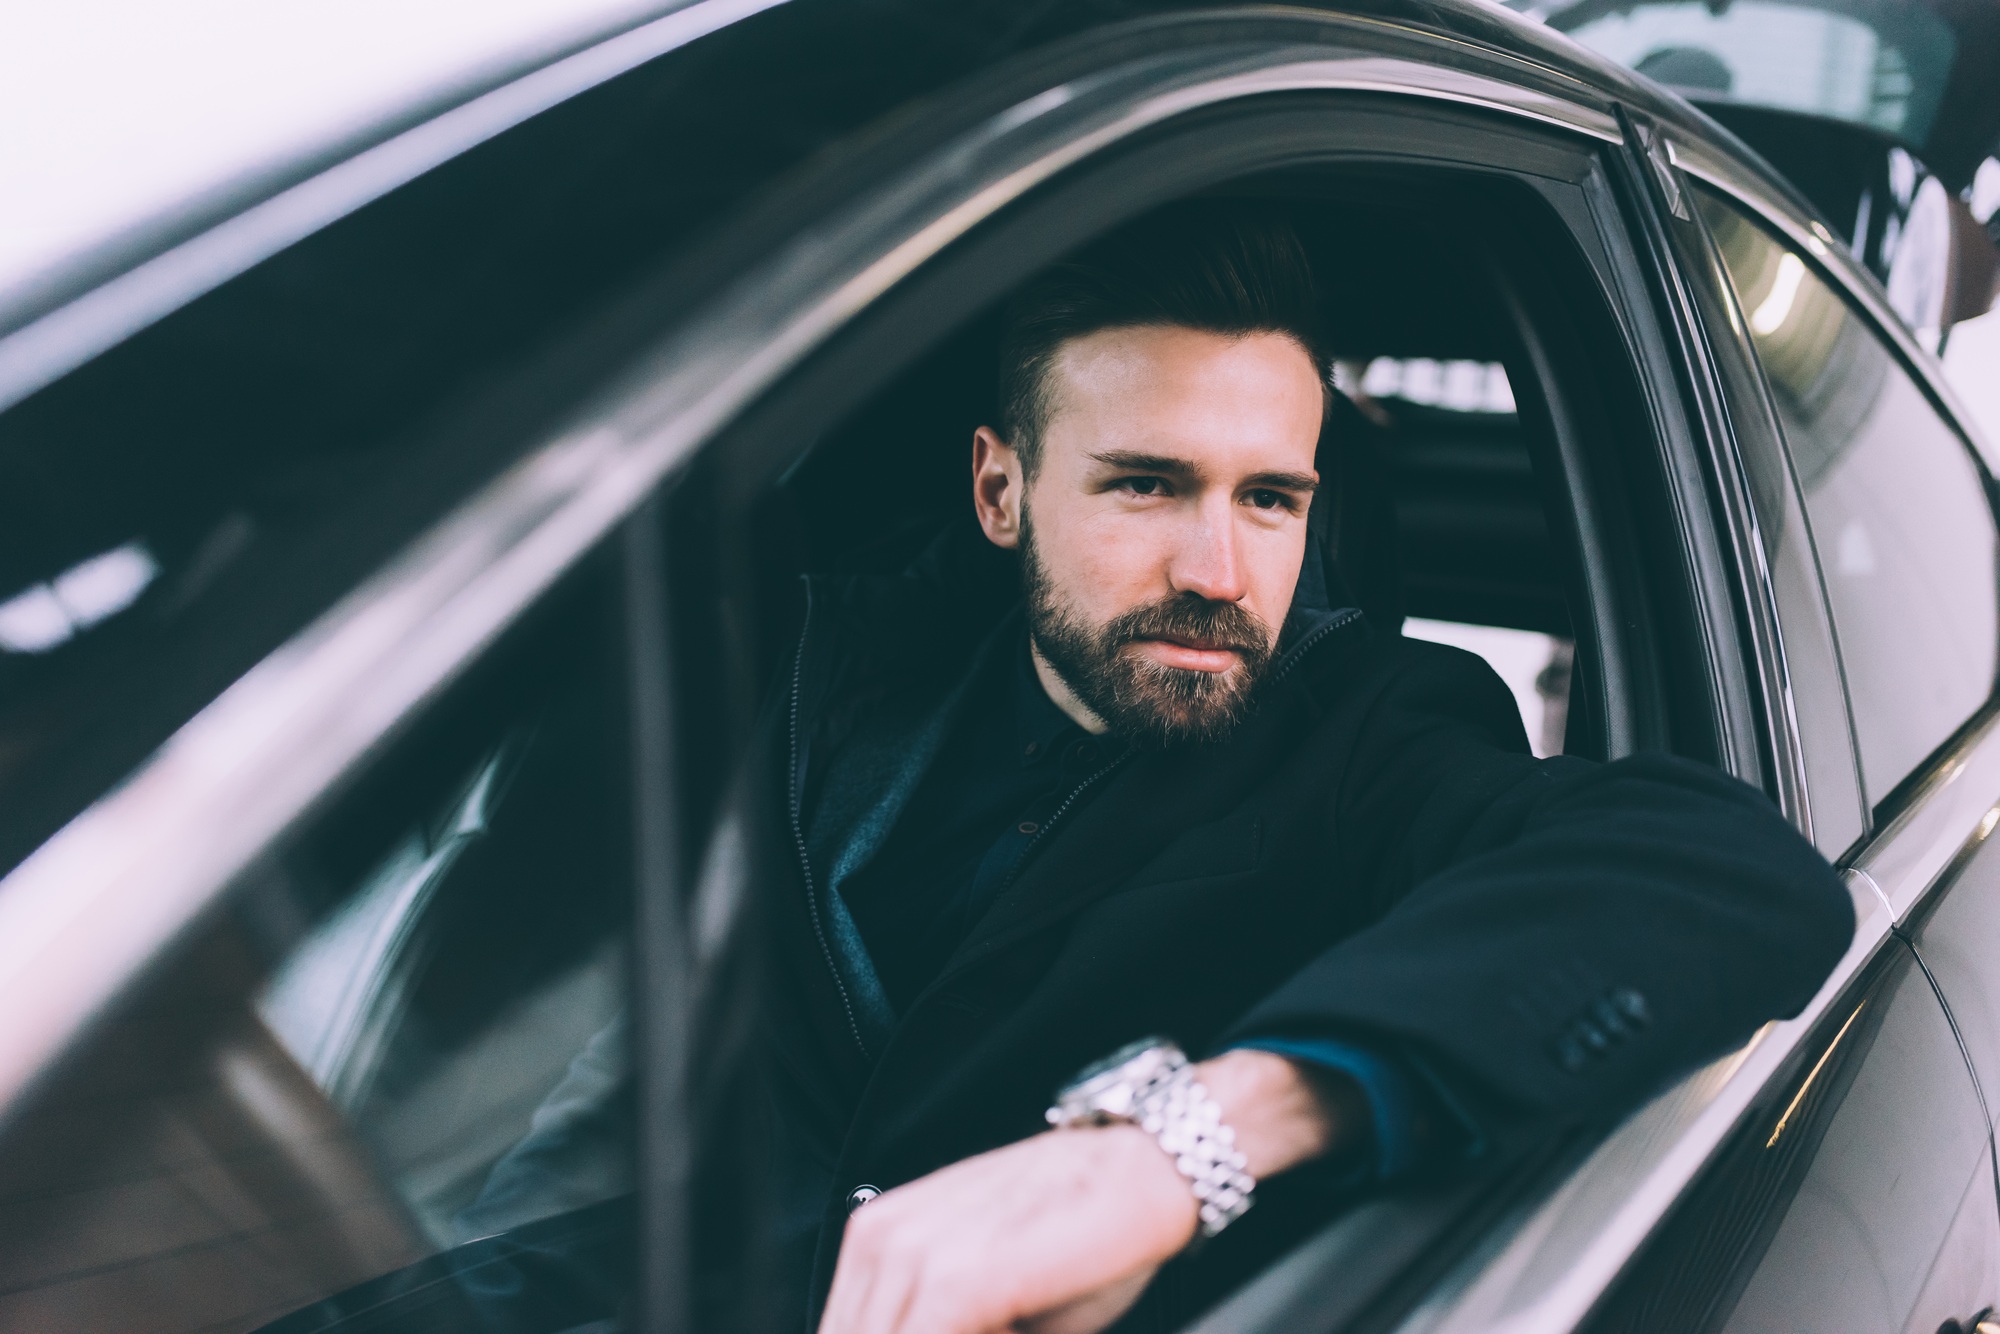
[1117,476,1168,497]
[1246,488,1293,511]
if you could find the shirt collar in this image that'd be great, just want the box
[1015,637,1086,766]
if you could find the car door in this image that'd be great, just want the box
[1585,162,2000,1334]
[0,540,662,1333]
[1680,151,2000,1334]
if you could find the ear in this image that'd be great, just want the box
[972,425,1024,550]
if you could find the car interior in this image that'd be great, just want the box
[766,181,1589,762]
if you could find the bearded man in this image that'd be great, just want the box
[761,204,1852,1334]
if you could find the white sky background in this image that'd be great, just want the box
[0,0,681,303]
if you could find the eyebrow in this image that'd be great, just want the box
[1243,469,1320,493]
[1088,450,1318,494]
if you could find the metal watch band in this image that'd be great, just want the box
[1046,1040,1257,1239]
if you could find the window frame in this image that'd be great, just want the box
[1670,135,2000,859]
[1644,124,1871,860]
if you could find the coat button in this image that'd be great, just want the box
[1610,988,1651,1025]
[846,1184,882,1214]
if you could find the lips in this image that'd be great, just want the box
[1132,636,1246,673]
[1152,633,1235,651]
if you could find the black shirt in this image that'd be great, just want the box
[841,638,1124,1011]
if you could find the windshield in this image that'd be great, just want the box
[1516,0,1958,144]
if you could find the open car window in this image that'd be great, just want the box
[656,86,1740,1326]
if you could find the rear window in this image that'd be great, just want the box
[1697,184,2000,801]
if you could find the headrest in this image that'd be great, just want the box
[1299,391,1405,635]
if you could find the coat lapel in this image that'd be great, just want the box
[944,622,1358,964]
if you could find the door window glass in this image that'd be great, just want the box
[0,562,636,1334]
[1695,186,2000,803]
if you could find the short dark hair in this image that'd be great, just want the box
[995,202,1326,473]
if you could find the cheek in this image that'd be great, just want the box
[1046,509,1177,615]
[1244,523,1310,630]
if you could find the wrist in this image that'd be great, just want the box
[1046,1040,1259,1240]
[1088,1122,1202,1254]
[1193,1049,1360,1178]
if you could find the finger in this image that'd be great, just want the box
[818,1222,886,1334]
[853,1246,923,1334]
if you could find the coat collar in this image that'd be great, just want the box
[937,605,1366,970]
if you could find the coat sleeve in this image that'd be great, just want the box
[1222,636,1855,1124]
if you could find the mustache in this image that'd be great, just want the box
[1104,593,1271,662]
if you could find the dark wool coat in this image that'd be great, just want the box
[756,524,1854,1331]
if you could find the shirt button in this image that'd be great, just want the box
[1017,821,1040,835]
[1071,742,1096,763]
[1024,741,1041,758]
[846,1184,881,1214]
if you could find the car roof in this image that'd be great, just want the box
[0,0,699,337]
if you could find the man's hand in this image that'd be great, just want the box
[816,1050,1362,1334]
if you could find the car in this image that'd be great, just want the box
[1,2,1997,1332]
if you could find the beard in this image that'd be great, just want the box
[1022,520,1275,750]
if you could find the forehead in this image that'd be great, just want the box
[1040,325,1322,471]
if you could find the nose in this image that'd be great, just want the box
[1167,495,1248,604]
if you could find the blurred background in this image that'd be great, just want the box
[1505,0,2000,438]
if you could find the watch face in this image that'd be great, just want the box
[1062,1037,1179,1104]
[1073,1037,1166,1085]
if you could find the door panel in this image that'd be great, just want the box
[1586,943,1995,1333]
[1907,1142,2000,1334]
[1717,952,1994,1334]
[1906,827,2000,1140]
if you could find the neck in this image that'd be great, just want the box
[1030,642,1111,735]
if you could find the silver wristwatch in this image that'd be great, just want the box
[1046,1037,1256,1239]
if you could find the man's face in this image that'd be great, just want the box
[972,325,1323,746]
